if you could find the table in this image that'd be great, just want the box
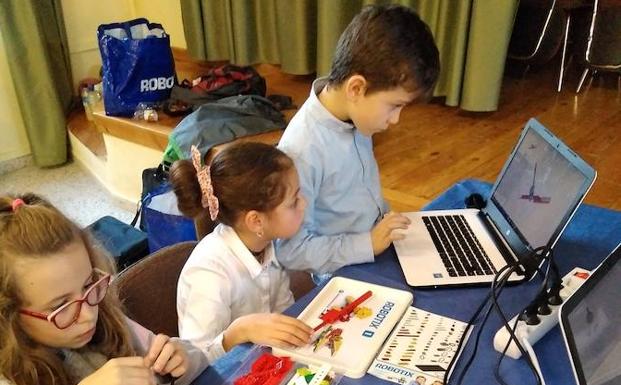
[193,179,621,385]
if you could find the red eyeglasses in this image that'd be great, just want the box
[19,268,111,330]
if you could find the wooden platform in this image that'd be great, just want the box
[68,50,621,211]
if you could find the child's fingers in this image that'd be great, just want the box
[390,232,406,241]
[162,352,186,376]
[273,314,313,335]
[170,363,188,379]
[144,334,170,368]
[152,341,176,373]
[268,329,308,347]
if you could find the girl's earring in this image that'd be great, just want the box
[257,230,264,239]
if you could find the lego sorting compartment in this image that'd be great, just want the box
[272,276,413,378]
[222,345,343,385]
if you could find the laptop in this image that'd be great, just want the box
[394,118,596,287]
[559,243,621,385]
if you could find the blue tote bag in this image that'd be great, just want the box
[141,183,197,252]
[98,18,175,117]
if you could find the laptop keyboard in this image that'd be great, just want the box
[422,215,497,277]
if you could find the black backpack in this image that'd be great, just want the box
[169,65,266,108]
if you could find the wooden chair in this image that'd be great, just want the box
[113,241,197,337]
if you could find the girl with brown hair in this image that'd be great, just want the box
[0,194,207,385]
[170,142,312,364]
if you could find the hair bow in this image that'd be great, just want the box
[191,145,219,221]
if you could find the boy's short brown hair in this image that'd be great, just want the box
[327,4,440,97]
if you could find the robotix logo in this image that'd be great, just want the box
[140,76,174,92]
[362,301,395,338]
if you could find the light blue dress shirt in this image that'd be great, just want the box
[276,78,389,274]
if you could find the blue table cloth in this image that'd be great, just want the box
[193,179,621,385]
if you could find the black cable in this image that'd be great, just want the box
[444,246,552,385]
[492,246,553,385]
[492,252,548,385]
[443,261,518,385]
[453,263,520,385]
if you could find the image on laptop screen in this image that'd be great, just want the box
[491,127,587,249]
[566,260,621,385]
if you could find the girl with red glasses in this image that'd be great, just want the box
[0,194,207,385]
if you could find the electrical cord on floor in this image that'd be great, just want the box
[443,246,552,385]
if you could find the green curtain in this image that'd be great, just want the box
[181,0,518,112]
[0,0,73,167]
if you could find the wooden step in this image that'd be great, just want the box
[91,48,313,158]
[67,110,107,159]
[91,100,285,156]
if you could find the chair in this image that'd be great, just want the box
[508,0,566,74]
[576,0,621,92]
[508,0,594,91]
[113,241,197,337]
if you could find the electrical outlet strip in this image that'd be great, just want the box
[493,267,591,359]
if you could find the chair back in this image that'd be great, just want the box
[587,0,621,68]
[508,0,564,63]
[113,241,197,337]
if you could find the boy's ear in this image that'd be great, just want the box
[344,75,368,100]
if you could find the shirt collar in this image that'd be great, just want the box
[307,77,355,133]
[218,224,277,279]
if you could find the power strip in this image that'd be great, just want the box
[493,267,591,359]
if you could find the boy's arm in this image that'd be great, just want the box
[276,226,374,274]
[276,157,375,274]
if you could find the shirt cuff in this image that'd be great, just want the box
[205,331,227,363]
[349,231,375,265]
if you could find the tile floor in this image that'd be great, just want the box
[0,161,133,227]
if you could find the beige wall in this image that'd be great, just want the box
[62,0,186,89]
[0,1,186,163]
[0,31,30,162]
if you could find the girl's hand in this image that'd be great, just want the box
[79,357,155,385]
[371,211,411,255]
[223,313,312,350]
[144,334,189,378]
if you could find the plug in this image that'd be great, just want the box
[520,307,540,325]
[547,286,563,306]
[537,302,552,315]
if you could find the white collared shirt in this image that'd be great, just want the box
[177,224,294,363]
[276,77,389,274]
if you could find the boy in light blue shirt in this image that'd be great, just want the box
[277,4,440,274]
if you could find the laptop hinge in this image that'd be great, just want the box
[478,211,527,276]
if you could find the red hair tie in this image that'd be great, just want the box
[11,198,25,212]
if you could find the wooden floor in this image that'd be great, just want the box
[257,63,621,212]
[72,51,621,212]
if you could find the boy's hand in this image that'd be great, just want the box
[144,334,189,379]
[371,211,411,255]
[223,313,312,350]
[79,357,155,385]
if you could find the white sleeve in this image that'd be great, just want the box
[273,269,295,313]
[177,264,233,363]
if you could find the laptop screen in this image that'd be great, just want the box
[561,245,621,385]
[490,121,594,251]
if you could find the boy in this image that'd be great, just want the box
[277,4,440,274]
